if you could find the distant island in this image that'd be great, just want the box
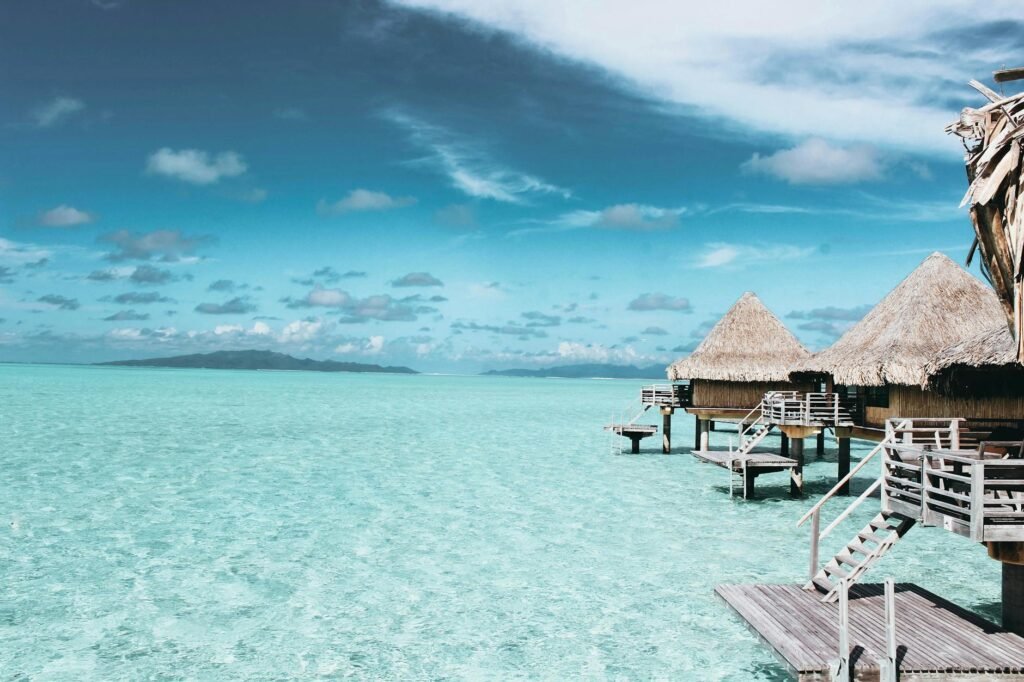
[97,350,418,374]
[482,363,667,379]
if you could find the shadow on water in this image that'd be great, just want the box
[968,600,1004,625]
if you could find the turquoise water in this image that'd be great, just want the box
[1,364,1004,680]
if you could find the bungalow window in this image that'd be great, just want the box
[864,385,889,408]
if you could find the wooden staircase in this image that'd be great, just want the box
[734,415,774,456]
[806,511,916,603]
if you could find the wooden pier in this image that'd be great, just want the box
[718,582,1024,681]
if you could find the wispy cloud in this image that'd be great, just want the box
[385,110,570,203]
[391,2,1024,155]
[31,97,85,128]
[391,272,444,287]
[99,229,211,262]
[145,148,247,185]
[695,242,816,269]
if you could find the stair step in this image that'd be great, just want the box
[825,563,851,580]
[847,540,873,556]
[811,576,834,593]
[834,551,862,568]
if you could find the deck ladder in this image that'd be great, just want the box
[797,421,916,602]
[606,395,652,455]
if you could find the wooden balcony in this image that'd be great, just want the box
[640,383,691,408]
[883,419,1024,543]
[760,391,854,427]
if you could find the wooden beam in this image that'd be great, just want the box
[994,67,1024,83]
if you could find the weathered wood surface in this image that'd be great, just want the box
[691,448,797,471]
[717,582,1024,680]
[604,424,657,435]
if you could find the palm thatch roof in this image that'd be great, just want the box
[792,252,1005,387]
[667,292,810,382]
[946,78,1024,361]
[924,323,1024,395]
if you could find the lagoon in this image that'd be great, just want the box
[0,364,1003,680]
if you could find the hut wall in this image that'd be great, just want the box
[692,380,814,409]
[864,385,1024,427]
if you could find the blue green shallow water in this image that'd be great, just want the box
[0,365,1004,680]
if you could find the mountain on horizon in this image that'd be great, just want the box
[97,349,418,374]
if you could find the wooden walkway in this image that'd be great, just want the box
[717,582,1024,680]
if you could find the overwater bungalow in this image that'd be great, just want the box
[791,252,1021,442]
[667,291,813,450]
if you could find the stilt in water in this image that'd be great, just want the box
[661,407,673,454]
[699,419,710,451]
[693,415,701,451]
[790,437,805,496]
[780,433,789,457]
[837,437,851,495]
[816,431,825,458]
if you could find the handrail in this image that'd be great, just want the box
[736,400,764,443]
[819,478,882,540]
[796,422,908,528]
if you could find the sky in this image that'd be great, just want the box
[2,1,1023,372]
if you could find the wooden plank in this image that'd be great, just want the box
[995,67,1024,83]
[717,582,1024,677]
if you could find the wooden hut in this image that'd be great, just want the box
[792,252,1013,439]
[667,291,813,447]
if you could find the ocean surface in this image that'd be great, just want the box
[1,364,1004,680]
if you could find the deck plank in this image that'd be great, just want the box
[717,582,1024,678]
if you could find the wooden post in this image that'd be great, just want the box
[709,420,716,431]
[816,431,825,458]
[832,578,851,682]
[693,415,701,451]
[780,433,790,457]
[630,435,641,454]
[699,419,710,451]
[837,437,851,496]
[790,437,805,496]
[881,578,897,682]
[809,510,820,582]
[1004,562,1024,637]
[661,407,672,454]
[970,462,985,540]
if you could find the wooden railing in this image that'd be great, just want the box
[883,432,1024,543]
[761,391,853,426]
[640,383,692,408]
[797,420,907,581]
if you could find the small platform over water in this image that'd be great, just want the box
[692,448,799,498]
[718,582,1024,681]
[604,423,657,454]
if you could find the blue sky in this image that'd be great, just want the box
[2,1,1023,371]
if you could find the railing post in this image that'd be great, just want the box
[950,419,960,450]
[919,453,930,524]
[810,509,820,582]
[879,578,897,682]
[971,461,985,541]
[831,577,851,682]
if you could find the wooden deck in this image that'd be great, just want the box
[691,448,797,472]
[717,582,1024,681]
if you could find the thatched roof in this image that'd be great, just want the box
[792,252,1005,387]
[667,292,810,382]
[924,323,1024,395]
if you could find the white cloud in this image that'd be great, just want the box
[742,138,883,185]
[145,148,248,185]
[390,1,1024,155]
[386,111,570,203]
[279,319,324,344]
[32,97,85,128]
[317,189,416,215]
[37,205,94,227]
[695,242,816,269]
